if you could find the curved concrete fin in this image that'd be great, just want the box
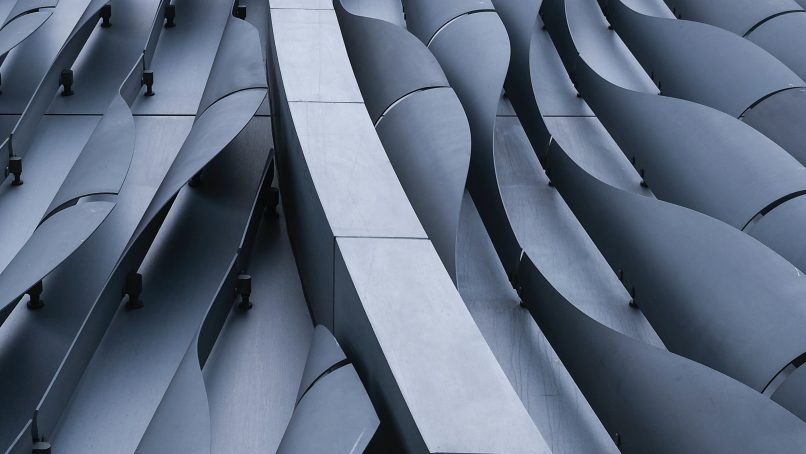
[400,0,495,45]
[296,325,347,403]
[0,10,52,59]
[336,0,470,281]
[603,0,804,116]
[546,143,806,392]
[0,201,114,324]
[197,16,268,116]
[424,9,523,272]
[46,95,135,216]
[279,365,379,454]
[663,0,801,36]
[518,254,806,453]
[134,341,211,454]
[574,57,806,229]
[335,0,449,122]
[132,15,267,243]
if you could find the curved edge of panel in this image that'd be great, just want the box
[603,0,804,116]
[517,253,806,453]
[0,201,114,324]
[335,0,449,122]
[426,10,523,274]
[573,57,806,229]
[545,142,806,392]
[400,0,496,45]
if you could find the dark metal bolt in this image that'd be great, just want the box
[268,187,280,216]
[142,70,155,96]
[32,441,51,454]
[26,281,44,310]
[125,272,144,309]
[9,156,22,186]
[164,4,176,28]
[237,274,252,311]
[100,4,111,27]
[59,69,74,96]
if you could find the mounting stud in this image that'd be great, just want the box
[164,4,176,28]
[142,70,155,96]
[100,4,111,27]
[125,272,144,310]
[26,281,44,310]
[32,441,51,454]
[31,410,51,454]
[237,274,252,311]
[234,4,246,19]
[9,156,22,186]
[60,69,74,96]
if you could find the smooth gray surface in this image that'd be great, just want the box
[269,1,548,450]
[204,212,313,454]
[340,0,404,26]
[335,237,550,453]
[547,144,806,392]
[401,0,494,44]
[519,254,806,454]
[0,10,52,59]
[742,87,806,166]
[337,1,469,281]
[540,0,657,94]
[135,88,265,240]
[268,8,363,103]
[375,89,470,281]
[747,12,806,82]
[0,116,99,272]
[134,342,211,454]
[744,194,806,273]
[296,324,345,402]
[0,115,191,451]
[284,101,425,240]
[456,191,619,453]
[0,201,113,320]
[277,365,379,454]
[773,362,806,423]
[50,117,269,453]
[2,0,107,166]
[132,0,232,115]
[46,0,163,115]
[47,95,135,214]
[0,0,91,114]
[496,115,659,342]
[196,16,267,116]
[426,11,522,273]
[663,0,801,35]
[336,0,448,122]
[604,0,804,117]
[575,58,806,229]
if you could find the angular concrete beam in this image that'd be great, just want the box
[267,1,547,451]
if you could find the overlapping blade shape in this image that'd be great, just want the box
[519,252,806,453]
[546,141,806,393]
[336,0,470,281]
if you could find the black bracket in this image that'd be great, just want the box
[237,274,252,311]
[164,4,176,28]
[142,70,155,97]
[59,69,74,96]
[26,281,44,310]
[125,272,144,310]
[100,4,111,27]
[9,156,22,186]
